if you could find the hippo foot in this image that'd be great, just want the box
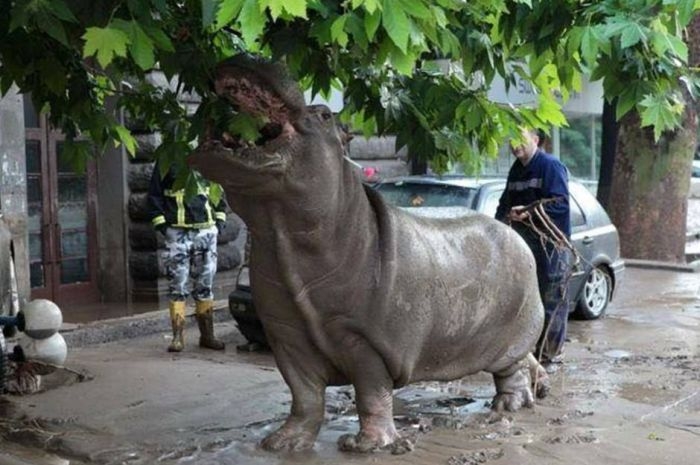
[338,429,400,453]
[492,365,535,412]
[260,427,316,452]
[390,437,416,455]
[491,389,534,412]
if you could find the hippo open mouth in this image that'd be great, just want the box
[208,55,306,170]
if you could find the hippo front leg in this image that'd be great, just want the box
[260,342,328,452]
[491,357,536,412]
[337,335,400,453]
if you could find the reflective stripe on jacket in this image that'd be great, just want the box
[148,163,227,229]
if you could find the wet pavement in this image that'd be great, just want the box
[0,266,698,465]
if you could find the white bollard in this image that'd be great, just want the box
[21,299,63,339]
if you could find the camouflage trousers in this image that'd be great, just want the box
[163,226,218,301]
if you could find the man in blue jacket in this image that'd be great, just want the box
[495,127,573,365]
[148,162,228,352]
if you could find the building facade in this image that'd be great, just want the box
[0,84,243,321]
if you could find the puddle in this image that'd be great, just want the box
[603,349,633,359]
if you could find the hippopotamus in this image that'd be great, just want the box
[189,54,547,453]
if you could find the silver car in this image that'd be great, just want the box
[374,176,625,320]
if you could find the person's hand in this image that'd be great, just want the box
[508,206,530,222]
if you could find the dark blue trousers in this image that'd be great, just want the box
[521,231,573,361]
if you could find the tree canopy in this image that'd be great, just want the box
[1,0,698,178]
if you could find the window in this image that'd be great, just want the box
[570,196,586,227]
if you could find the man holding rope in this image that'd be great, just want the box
[495,127,573,367]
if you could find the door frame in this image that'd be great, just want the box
[25,114,100,305]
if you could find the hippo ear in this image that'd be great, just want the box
[338,123,354,148]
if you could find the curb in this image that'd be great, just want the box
[59,301,232,348]
[624,258,699,273]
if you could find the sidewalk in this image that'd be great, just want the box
[59,299,230,348]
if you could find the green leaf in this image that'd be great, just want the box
[364,9,381,40]
[331,15,349,47]
[615,89,638,120]
[397,0,431,19]
[82,27,131,68]
[112,19,156,70]
[361,0,381,14]
[650,31,669,56]
[265,0,284,20]
[128,22,156,70]
[345,13,369,50]
[676,0,695,26]
[142,25,175,52]
[208,182,224,206]
[282,0,308,18]
[37,12,70,46]
[239,0,266,49]
[382,0,410,53]
[536,92,567,127]
[37,57,68,95]
[580,26,599,65]
[229,113,266,142]
[114,125,137,156]
[639,94,682,141]
[666,34,688,63]
[45,0,78,23]
[389,46,415,75]
[620,24,644,49]
[216,0,245,30]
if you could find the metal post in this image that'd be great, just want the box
[590,114,597,181]
[552,126,560,159]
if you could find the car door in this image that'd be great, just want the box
[567,194,590,307]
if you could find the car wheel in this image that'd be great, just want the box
[574,265,612,320]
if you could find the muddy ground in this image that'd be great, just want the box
[1,266,698,465]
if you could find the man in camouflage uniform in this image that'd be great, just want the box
[148,162,227,352]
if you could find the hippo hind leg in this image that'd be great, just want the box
[490,358,535,412]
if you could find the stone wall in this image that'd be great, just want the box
[347,135,409,179]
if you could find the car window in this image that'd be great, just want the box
[570,193,586,227]
[481,190,503,218]
[376,183,478,208]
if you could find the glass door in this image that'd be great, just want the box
[24,97,99,305]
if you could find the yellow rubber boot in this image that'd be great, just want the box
[168,300,186,352]
[195,300,225,350]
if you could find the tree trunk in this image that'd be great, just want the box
[608,111,695,262]
[606,14,700,263]
[597,98,618,210]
